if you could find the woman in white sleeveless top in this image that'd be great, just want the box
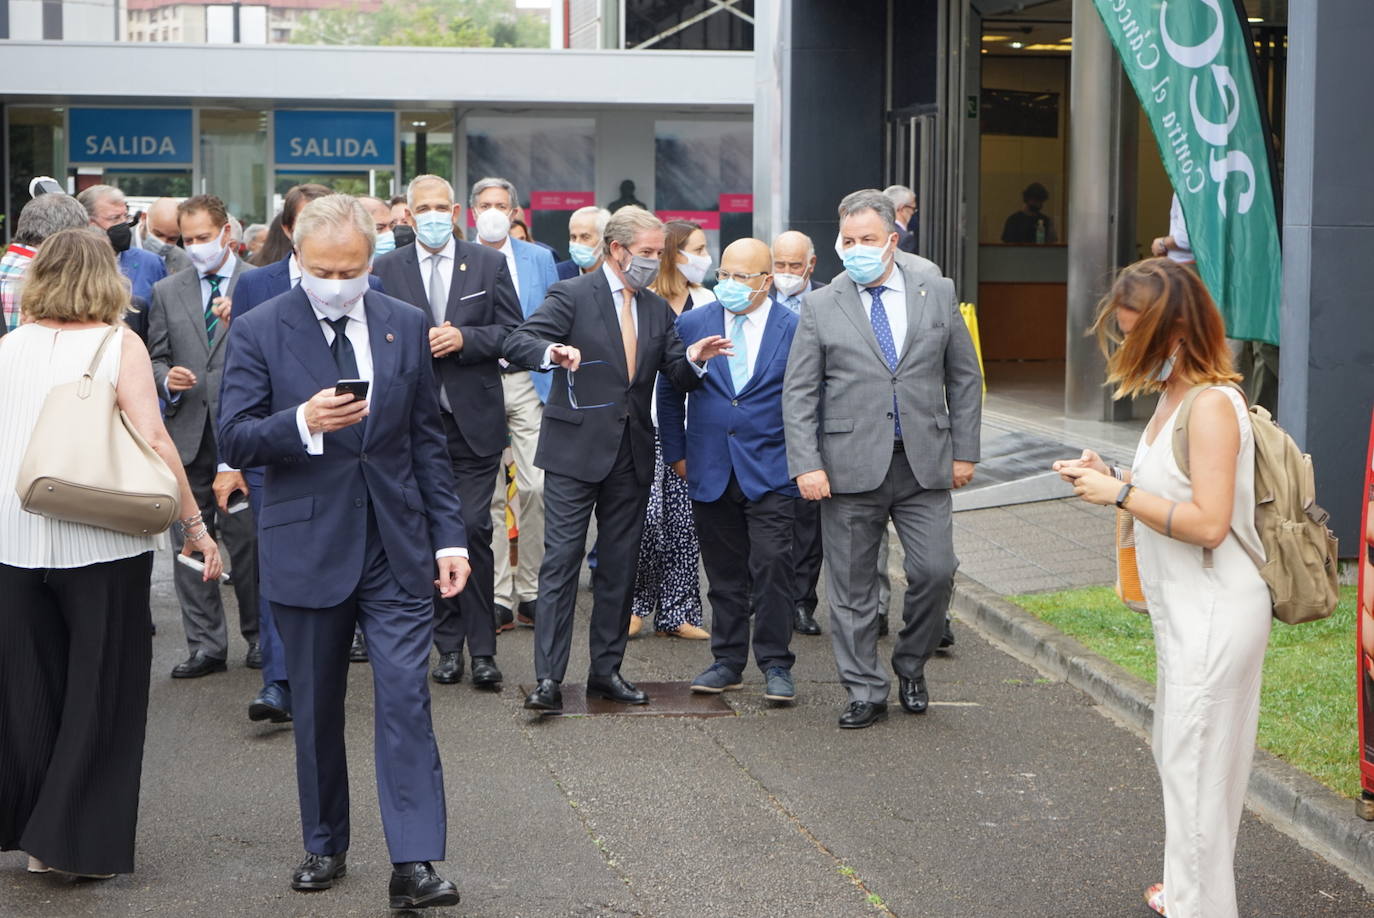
[0,229,220,879]
[1054,258,1269,918]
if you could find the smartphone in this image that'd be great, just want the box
[335,379,370,402]
[176,552,231,583]
[226,492,250,514]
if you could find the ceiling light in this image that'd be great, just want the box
[1010,41,1023,49]
[411,120,428,127]
[982,34,1010,42]
[1248,17,1262,22]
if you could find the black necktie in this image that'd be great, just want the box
[326,316,359,378]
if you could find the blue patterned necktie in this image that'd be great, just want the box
[728,313,749,392]
[867,285,902,440]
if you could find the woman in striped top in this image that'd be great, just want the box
[0,228,221,879]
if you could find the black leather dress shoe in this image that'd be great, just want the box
[494,603,515,633]
[245,642,263,670]
[432,651,463,684]
[585,672,649,705]
[349,631,369,663]
[877,616,890,637]
[470,656,502,689]
[292,851,346,891]
[171,650,227,679]
[523,678,562,712]
[899,676,929,714]
[389,861,460,910]
[249,681,292,723]
[793,605,822,635]
[838,701,888,729]
[938,618,956,652]
[516,600,537,628]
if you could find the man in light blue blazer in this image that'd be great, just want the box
[469,177,561,631]
[659,238,801,704]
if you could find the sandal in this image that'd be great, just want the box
[27,856,50,874]
[1144,883,1166,915]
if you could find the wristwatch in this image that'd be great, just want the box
[1115,482,1136,509]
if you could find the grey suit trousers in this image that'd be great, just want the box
[821,445,956,703]
[172,420,259,660]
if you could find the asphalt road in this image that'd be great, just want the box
[3,554,1372,918]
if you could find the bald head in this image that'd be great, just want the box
[358,196,394,235]
[771,230,817,287]
[145,198,183,245]
[718,237,774,315]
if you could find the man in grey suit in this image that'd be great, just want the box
[783,188,982,729]
[148,194,260,679]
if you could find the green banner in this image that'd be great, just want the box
[1093,0,1281,344]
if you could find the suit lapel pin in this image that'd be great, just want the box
[459,262,467,272]
[386,333,395,343]
[921,290,927,296]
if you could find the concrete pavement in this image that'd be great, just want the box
[3,549,1373,918]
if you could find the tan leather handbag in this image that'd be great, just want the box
[14,326,179,535]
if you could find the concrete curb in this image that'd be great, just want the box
[948,572,1374,892]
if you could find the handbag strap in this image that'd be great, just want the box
[76,325,120,398]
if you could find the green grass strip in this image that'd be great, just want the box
[1011,585,1359,798]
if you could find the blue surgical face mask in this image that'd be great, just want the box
[414,210,454,249]
[568,242,599,268]
[716,277,761,314]
[374,230,396,256]
[840,238,893,286]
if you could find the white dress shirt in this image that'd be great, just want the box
[727,296,773,381]
[1166,194,1194,263]
[292,295,465,560]
[416,237,456,315]
[288,253,302,287]
[855,262,908,359]
[496,237,520,298]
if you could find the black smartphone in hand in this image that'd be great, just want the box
[335,379,370,402]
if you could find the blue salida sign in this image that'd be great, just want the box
[69,108,193,164]
[274,111,395,168]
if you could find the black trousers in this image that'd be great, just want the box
[694,476,797,675]
[535,428,650,682]
[0,552,154,876]
[792,495,824,611]
[433,413,502,657]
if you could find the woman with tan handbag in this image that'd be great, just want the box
[0,227,221,879]
[1052,258,1269,918]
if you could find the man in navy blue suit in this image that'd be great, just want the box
[371,174,522,690]
[554,205,609,281]
[219,195,466,909]
[231,184,385,723]
[659,238,801,703]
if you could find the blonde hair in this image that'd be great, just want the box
[1090,257,1241,399]
[21,228,131,325]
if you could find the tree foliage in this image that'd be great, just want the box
[291,0,547,48]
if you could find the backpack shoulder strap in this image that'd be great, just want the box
[1169,384,1212,478]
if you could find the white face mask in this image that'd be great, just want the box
[678,250,712,286]
[475,208,511,244]
[773,272,808,297]
[299,270,370,319]
[1155,344,1181,382]
[185,229,227,274]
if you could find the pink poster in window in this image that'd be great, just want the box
[654,210,720,230]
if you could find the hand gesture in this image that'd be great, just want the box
[1061,466,1120,506]
[687,335,734,363]
[549,344,582,371]
[429,321,464,358]
[182,534,223,583]
[797,469,831,501]
[303,387,368,435]
[166,366,197,392]
[210,296,233,324]
[213,470,249,513]
[1052,448,1109,483]
[435,555,471,599]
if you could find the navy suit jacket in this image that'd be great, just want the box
[554,259,580,282]
[231,254,384,321]
[504,269,705,486]
[371,241,521,457]
[217,286,465,609]
[658,301,800,503]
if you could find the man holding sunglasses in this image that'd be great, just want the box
[503,207,732,713]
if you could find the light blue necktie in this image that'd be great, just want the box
[867,286,902,440]
[728,313,749,393]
